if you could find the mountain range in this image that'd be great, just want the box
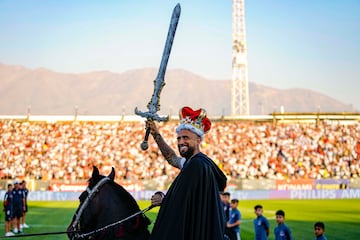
[0,63,354,116]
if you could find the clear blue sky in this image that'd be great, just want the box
[1,0,359,110]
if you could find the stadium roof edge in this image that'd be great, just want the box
[0,112,359,123]
[0,115,144,122]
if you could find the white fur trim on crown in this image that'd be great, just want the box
[176,123,204,140]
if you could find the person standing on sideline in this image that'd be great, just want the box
[221,192,231,221]
[3,183,15,237]
[147,106,227,240]
[227,199,242,240]
[12,180,25,234]
[253,204,270,240]
[314,222,327,240]
[20,180,30,229]
[221,191,232,239]
[274,210,292,240]
[20,180,29,229]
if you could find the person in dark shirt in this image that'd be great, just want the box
[3,183,15,237]
[221,192,231,221]
[12,180,25,234]
[221,192,232,239]
[20,180,30,229]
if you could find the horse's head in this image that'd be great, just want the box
[67,166,150,240]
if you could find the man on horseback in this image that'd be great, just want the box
[147,106,227,240]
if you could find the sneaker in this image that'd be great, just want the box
[12,228,18,233]
[23,223,30,228]
[20,224,23,230]
[5,232,15,236]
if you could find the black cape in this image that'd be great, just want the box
[150,152,227,240]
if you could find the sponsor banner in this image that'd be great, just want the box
[275,179,314,190]
[241,179,275,190]
[314,179,350,190]
[49,181,144,192]
[269,190,289,199]
[27,191,81,201]
[230,190,269,200]
[121,182,144,191]
[288,189,360,199]
[0,189,359,201]
[130,190,164,201]
[50,183,87,192]
[228,189,360,200]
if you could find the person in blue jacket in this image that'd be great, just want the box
[274,210,292,240]
[253,204,270,240]
[314,222,327,240]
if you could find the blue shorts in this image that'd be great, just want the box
[13,207,23,218]
[5,209,12,221]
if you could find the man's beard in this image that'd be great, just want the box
[178,145,195,160]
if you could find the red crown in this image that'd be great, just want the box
[176,106,211,139]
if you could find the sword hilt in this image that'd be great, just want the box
[140,128,151,150]
[135,107,169,151]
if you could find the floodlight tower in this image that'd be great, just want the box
[231,0,250,115]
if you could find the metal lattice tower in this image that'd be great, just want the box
[231,0,250,115]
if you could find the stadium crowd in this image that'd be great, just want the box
[0,120,359,182]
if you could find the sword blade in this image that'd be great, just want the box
[148,3,181,115]
[135,4,181,121]
[155,3,181,83]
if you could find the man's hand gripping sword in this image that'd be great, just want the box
[135,3,181,150]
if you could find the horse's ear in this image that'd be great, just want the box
[108,167,115,181]
[92,166,100,178]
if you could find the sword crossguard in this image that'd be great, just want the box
[134,107,169,122]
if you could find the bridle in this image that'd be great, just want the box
[0,179,111,240]
[70,176,110,239]
[69,176,152,240]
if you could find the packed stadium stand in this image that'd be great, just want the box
[1,114,359,186]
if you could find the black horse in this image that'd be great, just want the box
[67,166,151,240]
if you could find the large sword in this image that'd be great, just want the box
[135,3,181,150]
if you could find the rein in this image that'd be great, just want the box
[76,205,153,239]
[0,205,153,239]
[0,176,153,239]
[0,230,78,239]
[70,176,153,239]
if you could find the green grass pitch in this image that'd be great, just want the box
[0,199,358,239]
